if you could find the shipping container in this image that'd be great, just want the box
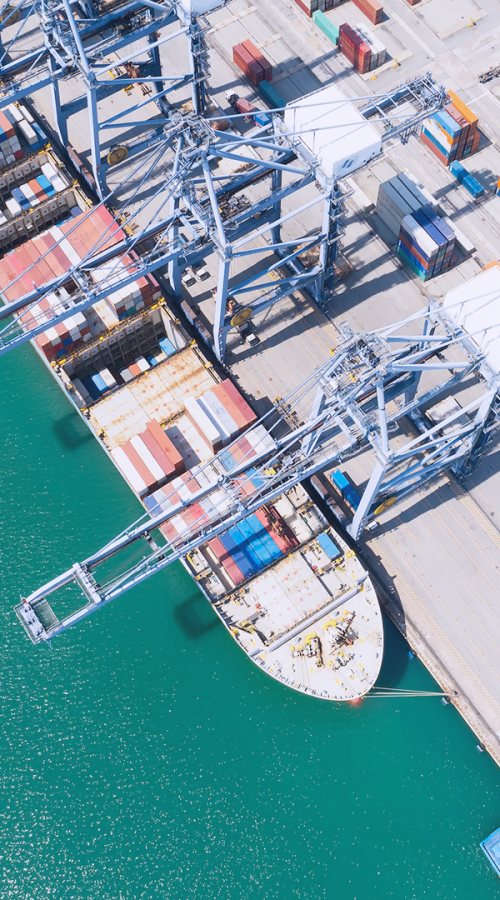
[233,43,265,87]
[241,39,272,81]
[146,419,185,474]
[185,395,222,453]
[351,0,383,25]
[258,80,285,110]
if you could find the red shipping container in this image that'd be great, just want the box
[352,0,383,25]
[128,363,141,377]
[292,0,313,17]
[233,43,265,87]
[234,98,259,116]
[146,418,185,474]
[28,178,47,202]
[254,507,298,554]
[471,130,480,153]
[139,428,176,480]
[208,537,246,586]
[420,131,449,166]
[215,379,257,429]
[405,0,419,5]
[242,39,273,82]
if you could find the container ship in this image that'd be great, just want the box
[1,103,384,701]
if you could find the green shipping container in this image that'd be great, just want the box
[312,10,339,45]
[258,81,285,111]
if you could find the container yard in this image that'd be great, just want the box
[4,0,500,762]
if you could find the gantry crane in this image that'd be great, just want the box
[17,299,500,643]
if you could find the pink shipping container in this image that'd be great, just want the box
[121,441,159,495]
[215,379,258,430]
[140,428,176,479]
[146,419,185,474]
[208,537,246,586]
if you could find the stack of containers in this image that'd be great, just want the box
[0,110,23,166]
[339,23,371,73]
[185,379,258,455]
[233,44,265,87]
[376,172,432,236]
[90,253,162,319]
[496,177,500,197]
[449,161,484,200]
[354,23,386,68]
[352,0,383,24]
[293,0,343,19]
[447,90,480,157]
[420,91,480,165]
[111,418,185,498]
[241,40,272,81]
[397,206,455,281]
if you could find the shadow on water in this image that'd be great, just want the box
[375,614,410,689]
[173,591,222,640]
[52,413,95,451]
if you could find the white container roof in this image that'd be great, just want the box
[443,266,500,374]
[284,84,382,179]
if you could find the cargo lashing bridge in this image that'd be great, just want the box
[17,299,500,643]
[0,0,447,365]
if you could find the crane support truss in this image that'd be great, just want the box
[0,64,447,362]
[0,0,218,196]
[16,300,500,644]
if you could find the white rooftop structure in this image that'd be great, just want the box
[443,265,500,375]
[284,84,382,179]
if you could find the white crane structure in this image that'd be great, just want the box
[16,294,500,643]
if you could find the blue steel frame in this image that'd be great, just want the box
[0,0,218,196]
[0,73,447,364]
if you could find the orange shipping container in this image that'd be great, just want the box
[446,90,479,129]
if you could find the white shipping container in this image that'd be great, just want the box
[136,356,150,372]
[130,435,167,484]
[388,176,421,212]
[111,446,148,496]
[200,391,239,440]
[98,368,117,389]
[400,172,437,210]
[400,214,439,260]
[442,215,475,255]
[185,395,221,448]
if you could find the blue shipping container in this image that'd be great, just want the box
[317,532,341,560]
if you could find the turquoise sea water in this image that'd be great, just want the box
[2,346,500,899]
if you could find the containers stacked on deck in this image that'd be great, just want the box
[110,379,260,498]
[339,23,371,73]
[233,40,272,87]
[206,509,297,586]
[0,109,23,166]
[0,206,124,305]
[111,418,185,498]
[420,91,480,165]
[376,172,431,236]
[449,161,484,199]
[91,253,162,321]
[185,379,258,454]
[397,207,455,281]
